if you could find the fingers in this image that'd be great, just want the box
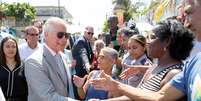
[84,75,88,79]
[90,79,107,91]
[99,70,109,78]
[120,69,130,79]
[73,75,86,88]
[90,78,105,87]
[119,73,128,79]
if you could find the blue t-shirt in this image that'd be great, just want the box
[170,53,201,101]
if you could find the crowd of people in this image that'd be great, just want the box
[0,0,201,101]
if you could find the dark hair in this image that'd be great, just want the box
[129,34,146,47]
[0,37,21,67]
[153,19,194,60]
[118,27,138,38]
[127,20,139,35]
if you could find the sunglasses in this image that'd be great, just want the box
[57,32,69,39]
[87,32,94,35]
[28,33,39,36]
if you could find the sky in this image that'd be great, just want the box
[1,0,114,36]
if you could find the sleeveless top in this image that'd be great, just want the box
[85,71,108,100]
[138,64,183,92]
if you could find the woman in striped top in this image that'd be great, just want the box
[120,19,194,93]
[90,18,195,101]
[138,19,194,92]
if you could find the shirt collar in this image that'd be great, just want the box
[44,44,57,56]
[27,42,41,49]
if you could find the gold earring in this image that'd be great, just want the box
[164,47,167,51]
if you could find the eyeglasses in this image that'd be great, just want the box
[87,32,94,35]
[28,33,39,36]
[57,32,69,39]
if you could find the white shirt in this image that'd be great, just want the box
[19,42,43,61]
[0,87,5,101]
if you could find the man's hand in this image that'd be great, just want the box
[85,63,92,73]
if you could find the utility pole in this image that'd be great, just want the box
[58,0,61,18]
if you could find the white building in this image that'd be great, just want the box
[35,6,73,24]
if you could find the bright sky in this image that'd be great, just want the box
[2,0,114,36]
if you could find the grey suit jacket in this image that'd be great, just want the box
[25,46,76,101]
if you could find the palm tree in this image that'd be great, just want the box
[112,0,136,22]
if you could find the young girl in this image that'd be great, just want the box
[121,34,152,87]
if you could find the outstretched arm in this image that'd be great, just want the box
[90,71,185,101]
[120,65,150,79]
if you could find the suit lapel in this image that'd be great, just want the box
[61,53,71,81]
[61,52,75,98]
[43,47,68,90]
[83,37,93,61]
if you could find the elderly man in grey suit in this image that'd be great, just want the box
[24,17,77,101]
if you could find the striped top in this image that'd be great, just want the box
[138,64,183,92]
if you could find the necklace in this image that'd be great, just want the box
[6,63,16,71]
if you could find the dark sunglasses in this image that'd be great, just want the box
[28,33,39,36]
[87,32,94,35]
[57,32,69,39]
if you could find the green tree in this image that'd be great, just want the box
[1,3,36,26]
[102,19,109,33]
[112,0,137,22]
[138,0,160,15]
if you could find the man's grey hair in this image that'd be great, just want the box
[25,26,39,34]
[101,47,118,60]
[43,17,67,33]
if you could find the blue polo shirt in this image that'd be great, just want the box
[170,53,201,101]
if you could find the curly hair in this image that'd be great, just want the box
[153,19,195,60]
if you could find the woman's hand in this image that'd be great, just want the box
[120,68,140,79]
[73,75,88,88]
[90,71,118,92]
[120,65,150,80]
